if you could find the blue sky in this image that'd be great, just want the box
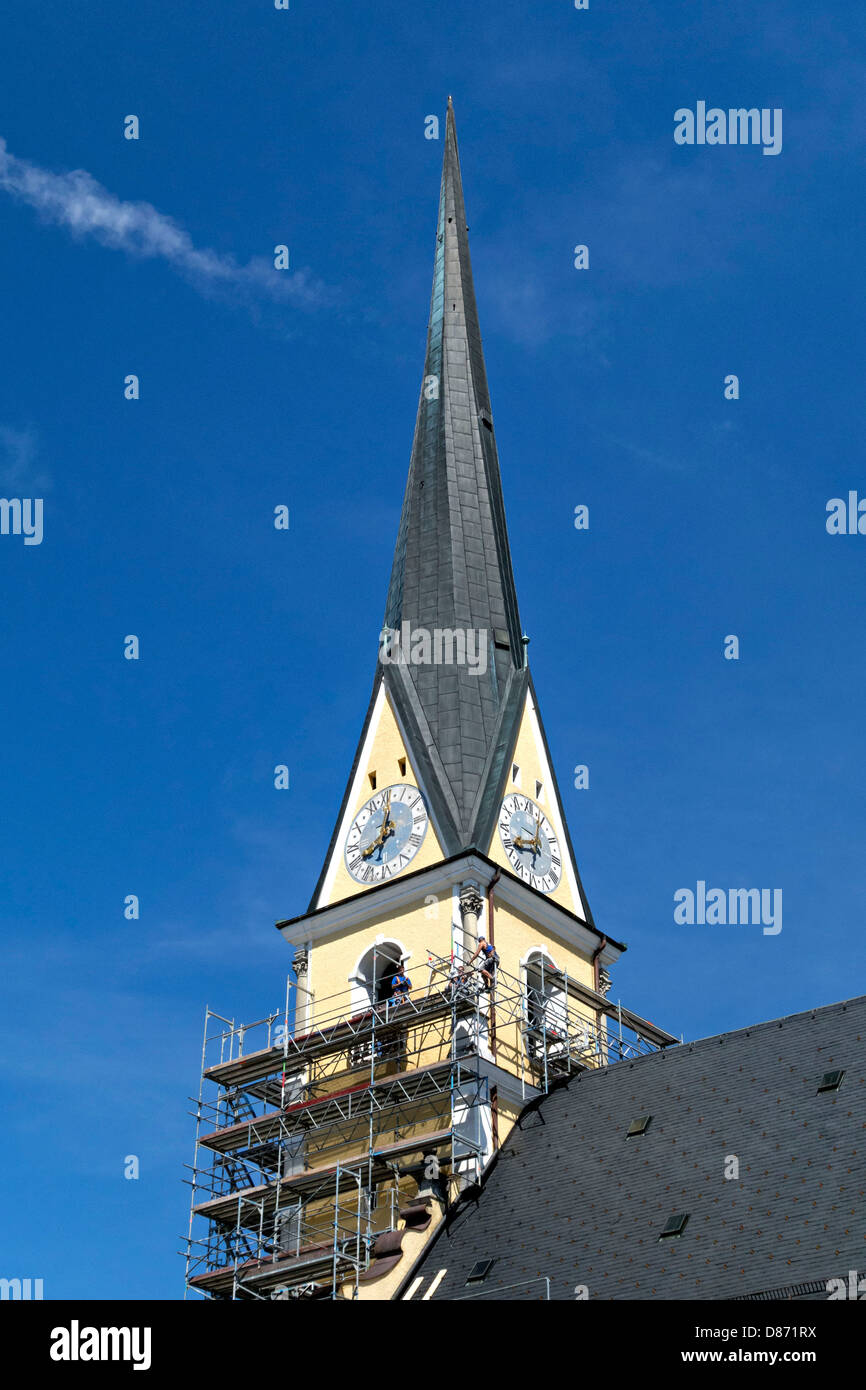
[1,1,864,1298]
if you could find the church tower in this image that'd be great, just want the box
[185,101,673,1303]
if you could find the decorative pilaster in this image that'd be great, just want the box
[458,880,484,959]
[291,946,312,1031]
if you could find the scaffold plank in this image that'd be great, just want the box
[199,1058,456,1154]
[203,990,475,1088]
[193,1127,453,1226]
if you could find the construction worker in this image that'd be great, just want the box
[449,959,467,989]
[468,935,500,992]
[390,967,412,1010]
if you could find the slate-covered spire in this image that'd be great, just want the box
[383,99,529,854]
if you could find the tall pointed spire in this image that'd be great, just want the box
[383,100,528,854]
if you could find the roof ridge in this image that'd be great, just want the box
[571,992,866,1083]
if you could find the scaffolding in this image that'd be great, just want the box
[182,948,674,1300]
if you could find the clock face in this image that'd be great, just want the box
[344,783,429,884]
[498,793,562,894]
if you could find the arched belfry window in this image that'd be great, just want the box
[525,949,556,1019]
[523,949,568,1056]
[350,940,407,1010]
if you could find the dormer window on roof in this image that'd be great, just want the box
[817,1069,845,1093]
[659,1212,690,1240]
[627,1114,652,1137]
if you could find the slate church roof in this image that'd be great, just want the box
[405,994,866,1301]
[381,98,530,856]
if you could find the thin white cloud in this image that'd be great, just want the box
[604,434,685,474]
[0,137,330,309]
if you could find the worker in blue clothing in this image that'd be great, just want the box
[390,967,412,1010]
[468,935,500,992]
